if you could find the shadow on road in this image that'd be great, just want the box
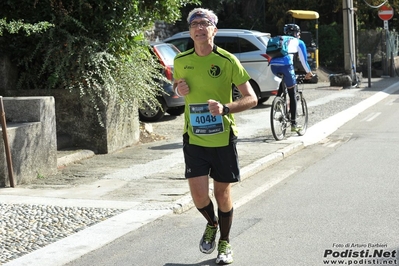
[164,258,217,266]
[149,142,183,150]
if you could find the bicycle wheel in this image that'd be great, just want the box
[270,97,287,141]
[295,92,308,136]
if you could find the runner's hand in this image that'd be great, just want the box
[176,79,189,96]
[207,99,222,116]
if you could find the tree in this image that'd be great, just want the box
[0,0,199,112]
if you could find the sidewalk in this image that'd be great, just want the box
[1,77,399,266]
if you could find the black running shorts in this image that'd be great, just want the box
[182,134,240,183]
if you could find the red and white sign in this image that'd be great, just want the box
[378,5,394,21]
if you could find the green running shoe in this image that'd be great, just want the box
[216,240,233,265]
[199,223,218,254]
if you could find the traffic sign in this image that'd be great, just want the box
[378,5,394,21]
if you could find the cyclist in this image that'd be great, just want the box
[269,24,314,132]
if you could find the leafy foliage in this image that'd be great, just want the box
[0,18,53,36]
[318,23,344,70]
[1,0,398,102]
[0,0,198,114]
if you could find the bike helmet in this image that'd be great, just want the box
[284,24,301,37]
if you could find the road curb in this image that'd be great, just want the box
[57,149,95,169]
[241,141,304,181]
[172,141,305,214]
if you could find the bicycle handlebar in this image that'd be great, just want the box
[296,74,315,84]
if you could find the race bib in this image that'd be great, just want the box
[189,103,224,135]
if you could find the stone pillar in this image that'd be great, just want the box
[1,97,57,186]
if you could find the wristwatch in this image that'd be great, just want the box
[222,104,230,116]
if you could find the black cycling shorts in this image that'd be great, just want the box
[182,134,240,183]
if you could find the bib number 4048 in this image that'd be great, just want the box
[196,114,217,125]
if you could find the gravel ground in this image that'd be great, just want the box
[0,203,124,264]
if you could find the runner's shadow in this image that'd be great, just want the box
[164,259,217,266]
[149,142,183,150]
[238,135,275,143]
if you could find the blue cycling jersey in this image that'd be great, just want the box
[269,36,311,73]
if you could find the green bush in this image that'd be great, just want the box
[318,23,345,70]
[0,0,198,113]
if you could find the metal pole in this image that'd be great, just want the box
[0,96,15,187]
[367,54,372,87]
[390,51,395,77]
[348,0,356,84]
[315,18,319,69]
[385,28,389,75]
[343,0,357,83]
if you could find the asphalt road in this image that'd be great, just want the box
[3,77,399,266]
[64,78,399,266]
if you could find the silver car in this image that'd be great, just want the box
[164,29,281,103]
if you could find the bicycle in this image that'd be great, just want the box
[270,74,308,141]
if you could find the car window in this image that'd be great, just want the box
[214,37,240,54]
[238,37,259,53]
[154,44,179,65]
[167,38,194,52]
[257,35,270,46]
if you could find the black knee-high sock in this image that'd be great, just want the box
[198,201,217,226]
[218,208,233,242]
[288,88,297,123]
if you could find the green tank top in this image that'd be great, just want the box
[174,45,250,147]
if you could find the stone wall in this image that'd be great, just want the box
[1,97,57,186]
[48,89,139,154]
[4,89,139,154]
[145,21,180,42]
[0,54,139,154]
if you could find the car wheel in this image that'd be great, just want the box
[232,81,264,103]
[232,84,242,101]
[258,96,270,104]
[139,97,167,122]
[166,106,185,116]
[248,80,266,105]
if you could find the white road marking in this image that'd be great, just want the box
[361,112,381,122]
